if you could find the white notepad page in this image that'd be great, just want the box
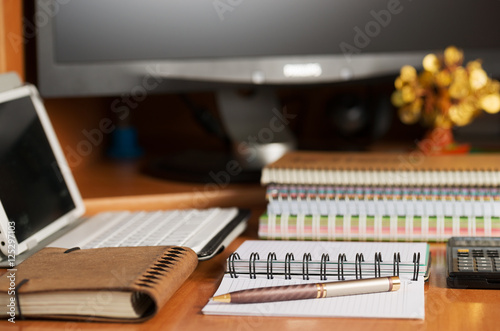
[202,240,428,319]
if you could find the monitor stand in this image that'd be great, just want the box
[143,88,296,183]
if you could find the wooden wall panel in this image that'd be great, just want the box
[0,0,24,79]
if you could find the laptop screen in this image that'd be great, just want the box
[0,96,75,243]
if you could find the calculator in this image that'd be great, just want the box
[446,237,500,289]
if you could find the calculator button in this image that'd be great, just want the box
[476,264,492,270]
[475,258,492,264]
[475,257,490,262]
[457,264,474,271]
[458,257,473,264]
[458,260,473,265]
[458,256,473,261]
[477,266,493,272]
[458,266,474,271]
[487,250,500,258]
[457,259,474,264]
[472,250,485,257]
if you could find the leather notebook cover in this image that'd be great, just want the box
[0,246,198,322]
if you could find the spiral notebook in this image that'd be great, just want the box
[261,151,500,186]
[202,240,429,319]
[0,246,198,322]
[260,184,500,242]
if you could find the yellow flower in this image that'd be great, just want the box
[480,94,500,114]
[423,54,440,73]
[392,46,500,129]
[444,46,463,67]
[400,65,417,83]
[469,68,488,90]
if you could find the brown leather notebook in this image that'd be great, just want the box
[0,246,198,322]
[261,151,500,186]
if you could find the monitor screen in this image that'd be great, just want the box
[36,0,500,97]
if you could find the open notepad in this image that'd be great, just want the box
[202,240,430,319]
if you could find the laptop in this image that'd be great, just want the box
[0,80,249,266]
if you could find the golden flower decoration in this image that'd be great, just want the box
[391,46,500,127]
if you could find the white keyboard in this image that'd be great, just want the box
[50,207,240,255]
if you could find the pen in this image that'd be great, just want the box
[211,276,400,304]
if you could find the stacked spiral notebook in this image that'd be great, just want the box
[203,240,430,319]
[259,151,500,242]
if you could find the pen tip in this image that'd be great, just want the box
[212,293,231,303]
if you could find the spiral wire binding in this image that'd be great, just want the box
[412,252,420,281]
[227,250,422,280]
[285,253,294,280]
[338,253,347,280]
[374,252,382,278]
[228,252,241,278]
[267,252,277,279]
[249,252,260,279]
[302,253,312,280]
[320,254,330,280]
[355,253,365,279]
[393,252,401,276]
[135,247,190,289]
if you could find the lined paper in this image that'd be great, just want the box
[202,241,427,319]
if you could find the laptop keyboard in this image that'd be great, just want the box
[80,207,238,251]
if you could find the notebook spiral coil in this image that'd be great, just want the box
[135,247,190,288]
[227,251,421,281]
[261,184,500,242]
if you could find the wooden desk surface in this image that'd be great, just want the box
[1,161,499,330]
[2,210,499,330]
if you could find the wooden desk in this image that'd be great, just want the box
[1,162,499,330]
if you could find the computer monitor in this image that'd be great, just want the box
[35,0,500,179]
[37,0,500,95]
